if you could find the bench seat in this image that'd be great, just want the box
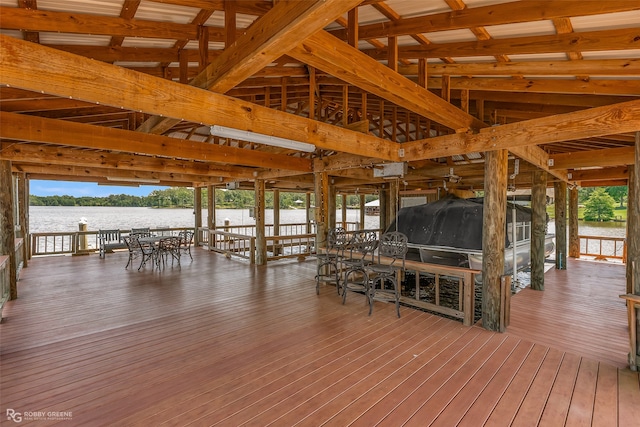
[99,229,126,258]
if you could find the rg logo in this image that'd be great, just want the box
[6,409,22,423]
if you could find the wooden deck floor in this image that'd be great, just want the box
[1,249,638,426]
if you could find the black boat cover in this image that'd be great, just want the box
[386,195,534,250]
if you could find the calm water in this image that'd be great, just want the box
[28,206,381,233]
[28,206,626,238]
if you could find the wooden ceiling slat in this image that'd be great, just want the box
[347,1,640,40]
[365,28,640,60]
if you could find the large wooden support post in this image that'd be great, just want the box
[0,161,17,300]
[314,172,329,253]
[379,185,389,231]
[341,194,347,229]
[482,149,509,332]
[273,189,281,256]
[569,186,580,258]
[624,131,640,369]
[194,187,202,246]
[359,194,365,229]
[628,133,640,294]
[207,185,215,229]
[273,189,280,237]
[254,179,266,265]
[328,181,337,229]
[17,173,29,267]
[389,179,399,229]
[628,164,638,294]
[531,170,547,291]
[554,181,567,270]
[305,192,312,234]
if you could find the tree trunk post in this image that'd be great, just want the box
[531,170,547,291]
[569,186,580,258]
[341,194,347,229]
[314,171,329,254]
[17,173,29,267]
[379,184,389,231]
[554,180,567,270]
[254,179,266,265]
[207,185,215,230]
[273,189,280,256]
[0,160,17,300]
[627,165,635,293]
[359,194,365,229]
[194,187,202,247]
[328,180,336,230]
[305,192,311,234]
[482,149,508,332]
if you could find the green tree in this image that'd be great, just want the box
[605,186,627,208]
[583,188,616,221]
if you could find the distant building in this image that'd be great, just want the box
[365,199,379,215]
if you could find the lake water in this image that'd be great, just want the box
[28,206,381,233]
[28,206,626,238]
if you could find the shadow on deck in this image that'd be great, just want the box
[1,249,638,425]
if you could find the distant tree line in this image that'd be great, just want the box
[30,187,379,209]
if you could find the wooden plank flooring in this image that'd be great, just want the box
[1,250,638,426]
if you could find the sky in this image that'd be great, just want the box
[30,180,166,198]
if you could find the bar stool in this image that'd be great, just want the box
[365,231,408,317]
[341,230,378,306]
[315,227,348,294]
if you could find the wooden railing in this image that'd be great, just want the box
[0,255,9,319]
[30,227,193,257]
[208,230,256,263]
[579,234,626,262]
[401,260,480,326]
[266,233,315,261]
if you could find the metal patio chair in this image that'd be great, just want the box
[365,231,408,318]
[341,230,378,307]
[315,227,348,295]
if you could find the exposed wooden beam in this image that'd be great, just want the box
[400,59,640,77]
[0,6,202,40]
[0,112,312,172]
[13,162,225,185]
[289,31,486,131]
[151,0,272,15]
[0,35,399,160]
[402,99,640,161]
[138,0,362,134]
[427,77,640,96]
[550,146,635,169]
[0,143,257,179]
[569,166,629,182]
[365,28,640,60]
[348,1,640,40]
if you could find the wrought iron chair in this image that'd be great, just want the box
[122,235,141,269]
[315,227,348,295]
[365,231,408,318]
[131,235,156,270]
[178,230,194,260]
[156,236,181,268]
[341,230,378,306]
[130,227,151,237]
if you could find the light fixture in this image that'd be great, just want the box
[210,125,315,153]
[106,177,161,184]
